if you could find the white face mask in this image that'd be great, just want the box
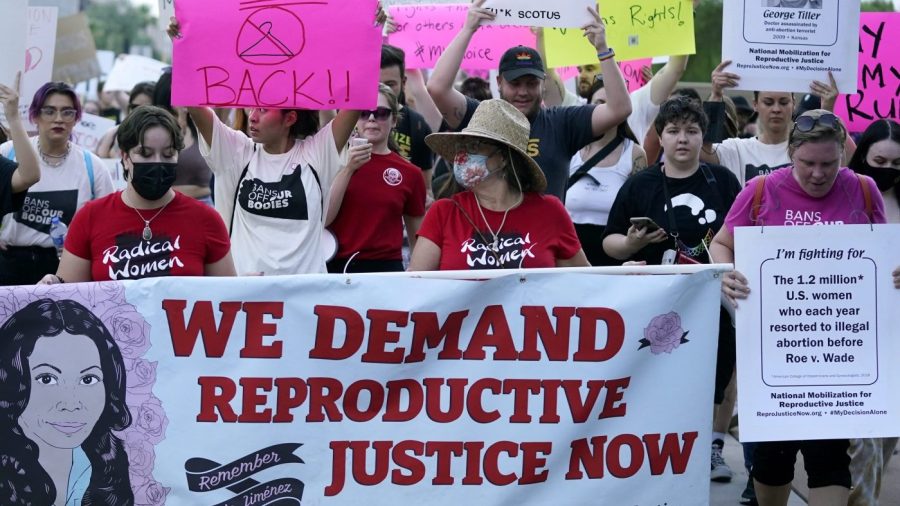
[452,152,492,189]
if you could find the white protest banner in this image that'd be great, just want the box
[72,113,116,153]
[96,49,116,77]
[0,270,723,505]
[735,225,900,443]
[483,0,593,29]
[22,7,59,112]
[721,0,859,94]
[158,0,176,31]
[103,54,169,93]
[0,0,28,92]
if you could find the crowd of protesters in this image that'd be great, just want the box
[0,1,898,506]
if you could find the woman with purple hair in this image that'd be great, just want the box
[0,81,114,285]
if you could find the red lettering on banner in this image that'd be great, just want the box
[307,377,344,422]
[326,439,554,495]
[502,379,542,423]
[383,379,424,422]
[197,376,238,422]
[362,309,409,363]
[426,441,465,484]
[163,300,241,357]
[310,306,365,360]
[310,305,626,363]
[392,440,426,485]
[406,311,467,362]
[241,302,284,358]
[162,300,284,358]
[565,432,697,480]
[467,378,502,423]
[238,377,273,422]
[273,377,307,422]
[519,306,575,360]
[195,376,630,424]
[463,305,517,360]
[424,377,467,423]
[573,307,625,361]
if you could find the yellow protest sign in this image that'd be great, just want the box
[545,0,696,68]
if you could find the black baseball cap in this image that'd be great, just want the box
[498,46,546,81]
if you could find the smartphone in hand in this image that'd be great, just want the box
[630,217,661,232]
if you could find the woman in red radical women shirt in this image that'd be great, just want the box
[409,99,588,271]
[41,106,235,283]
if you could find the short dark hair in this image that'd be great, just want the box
[654,96,709,136]
[284,110,320,139]
[671,87,702,105]
[460,77,492,101]
[117,105,185,155]
[128,81,156,108]
[29,82,82,124]
[381,44,406,79]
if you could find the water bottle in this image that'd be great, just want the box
[49,216,67,258]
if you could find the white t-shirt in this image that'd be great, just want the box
[714,137,791,185]
[628,84,659,143]
[566,139,634,226]
[0,138,113,247]
[199,117,344,275]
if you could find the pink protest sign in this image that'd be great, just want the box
[834,13,900,132]
[172,0,382,109]
[387,4,535,70]
[619,58,651,93]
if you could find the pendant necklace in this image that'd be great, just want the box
[126,194,172,241]
[473,193,521,250]
[37,140,70,168]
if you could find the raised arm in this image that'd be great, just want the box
[331,110,361,151]
[648,55,689,105]
[1,73,40,192]
[426,0,494,129]
[583,6,632,137]
[405,69,443,132]
[701,60,741,165]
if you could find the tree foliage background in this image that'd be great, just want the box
[86,1,155,57]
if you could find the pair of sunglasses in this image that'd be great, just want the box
[358,107,392,121]
[793,113,839,133]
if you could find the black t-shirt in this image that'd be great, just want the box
[0,156,25,217]
[604,163,741,264]
[393,106,433,172]
[441,97,596,201]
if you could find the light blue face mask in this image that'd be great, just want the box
[452,152,492,189]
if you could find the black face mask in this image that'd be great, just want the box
[857,162,900,192]
[129,162,177,201]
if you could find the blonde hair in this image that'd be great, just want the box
[788,109,847,157]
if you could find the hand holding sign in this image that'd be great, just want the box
[710,60,740,100]
[809,71,838,111]
[465,0,496,35]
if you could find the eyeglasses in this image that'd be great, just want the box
[792,113,839,134]
[358,107,392,121]
[39,107,78,122]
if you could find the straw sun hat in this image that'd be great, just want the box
[425,99,546,192]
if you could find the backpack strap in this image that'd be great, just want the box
[750,175,767,225]
[856,173,873,223]
[83,150,95,199]
[7,147,14,162]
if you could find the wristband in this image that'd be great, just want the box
[597,48,615,61]
[55,274,66,284]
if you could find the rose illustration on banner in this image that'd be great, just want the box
[0,282,169,504]
[638,311,690,354]
[102,304,152,359]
